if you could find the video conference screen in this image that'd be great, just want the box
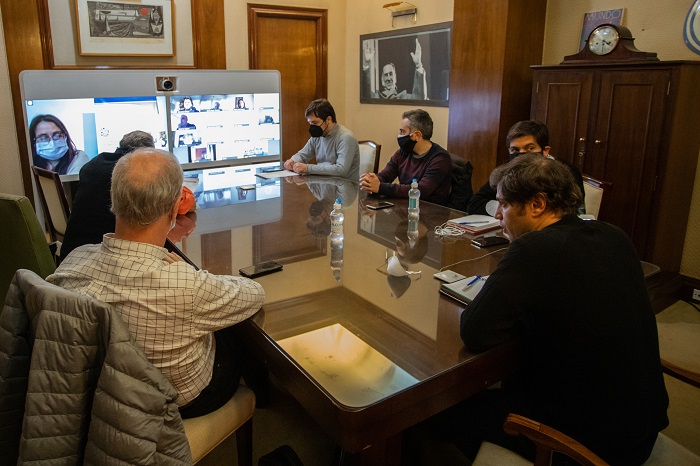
[20,70,283,179]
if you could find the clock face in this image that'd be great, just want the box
[588,26,620,55]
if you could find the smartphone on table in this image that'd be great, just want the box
[471,236,510,248]
[366,201,394,210]
[239,260,283,278]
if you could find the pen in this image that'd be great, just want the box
[462,275,482,291]
[459,221,490,225]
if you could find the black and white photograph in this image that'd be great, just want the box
[360,22,451,107]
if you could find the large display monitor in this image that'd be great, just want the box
[19,69,282,180]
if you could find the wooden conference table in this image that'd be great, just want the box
[168,172,518,464]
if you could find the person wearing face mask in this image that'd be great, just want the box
[360,109,452,205]
[283,99,360,180]
[29,114,88,176]
[467,120,585,216]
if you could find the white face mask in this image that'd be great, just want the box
[387,254,408,277]
[36,139,69,161]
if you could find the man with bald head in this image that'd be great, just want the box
[48,148,265,418]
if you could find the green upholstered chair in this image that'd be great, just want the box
[0,194,56,305]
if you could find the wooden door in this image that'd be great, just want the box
[531,70,595,172]
[588,69,670,256]
[248,5,327,161]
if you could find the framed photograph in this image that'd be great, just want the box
[360,22,451,107]
[75,0,174,56]
[578,8,624,52]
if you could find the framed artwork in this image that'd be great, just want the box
[684,0,700,55]
[578,8,624,52]
[360,22,451,107]
[75,0,174,56]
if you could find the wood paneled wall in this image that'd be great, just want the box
[447,0,547,189]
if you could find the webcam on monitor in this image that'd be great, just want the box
[156,76,176,92]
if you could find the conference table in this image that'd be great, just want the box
[168,171,518,464]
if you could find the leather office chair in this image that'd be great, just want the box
[31,166,71,243]
[446,153,473,212]
[0,194,56,305]
[581,175,612,220]
[358,140,381,177]
[472,413,700,466]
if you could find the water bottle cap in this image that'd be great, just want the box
[334,197,342,209]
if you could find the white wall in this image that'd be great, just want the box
[543,0,700,279]
[0,6,23,196]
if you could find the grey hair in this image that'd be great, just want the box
[119,130,155,152]
[110,148,183,227]
[402,109,433,140]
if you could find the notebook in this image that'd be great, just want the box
[447,215,500,235]
[439,275,488,305]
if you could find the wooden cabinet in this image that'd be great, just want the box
[531,62,700,272]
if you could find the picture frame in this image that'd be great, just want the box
[578,8,624,52]
[360,22,451,107]
[75,0,174,56]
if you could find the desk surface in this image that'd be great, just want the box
[170,174,516,456]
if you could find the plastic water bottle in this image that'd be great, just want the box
[408,179,420,216]
[330,198,344,281]
[330,198,344,243]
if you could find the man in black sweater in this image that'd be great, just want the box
[437,153,668,465]
[467,120,586,216]
[60,130,155,260]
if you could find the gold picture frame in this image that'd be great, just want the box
[75,0,174,56]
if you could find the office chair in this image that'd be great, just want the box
[358,140,381,177]
[31,166,71,243]
[0,194,56,305]
[472,413,700,466]
[446,153,473,213]
[581,175,612,220]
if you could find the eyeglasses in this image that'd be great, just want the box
[35,131,66,143]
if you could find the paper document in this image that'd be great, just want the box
[255,169,299,179]
[440,275,489,305]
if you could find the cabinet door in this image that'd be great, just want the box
[587,69,670,255]
[531,70,594,171]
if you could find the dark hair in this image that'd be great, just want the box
[118,130,155,152]
[305,99,337,123]
[29,114,78,174]
[402,109,433,140]
[489,152,582,215]
[506,120,549,150]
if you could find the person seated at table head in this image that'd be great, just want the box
[283,98,360,180]
[48,147,265,419]
[360,109,452,205]
[467,120,585,216]
[429,153,668,464]
[60,130,156,260]
[29,114,88,175]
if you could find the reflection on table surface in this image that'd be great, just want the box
[171,174,508,407]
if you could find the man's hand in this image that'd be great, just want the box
[410,38,423,71]
[293,162,308,174]
[162,251,185,264]
[283,158,296,171]
[360,173,380,193]
[362,40,375,70]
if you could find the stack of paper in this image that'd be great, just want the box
[447,215,500,235]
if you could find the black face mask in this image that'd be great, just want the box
[397,134,417,153]
[309,120,327,138]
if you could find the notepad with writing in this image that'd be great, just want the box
[439,275,488,305]
[447,215,500,234]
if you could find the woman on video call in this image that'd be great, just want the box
[29,114,88,175]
